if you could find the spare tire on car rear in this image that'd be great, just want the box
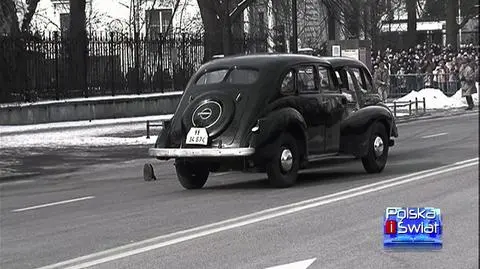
[181,91,235,138]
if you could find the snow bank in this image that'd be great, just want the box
[394,87,479,109]
[1,134,158,148]
[0,91,183,108]
[0,114,173,134]
[1,122,159,148]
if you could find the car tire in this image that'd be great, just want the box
[175,160,209,189]
[361,122,389,173]
[266,133,300,188]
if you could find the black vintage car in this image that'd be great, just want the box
[145,54,398,189]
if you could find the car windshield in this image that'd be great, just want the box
[195,68,259,85]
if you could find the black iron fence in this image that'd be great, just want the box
[1,32,208,103]
[0,32,277,103]
[1,32,471,104]
[387,73,462,98]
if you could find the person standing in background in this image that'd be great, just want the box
[459,55,477,110]
[374,61,390,102]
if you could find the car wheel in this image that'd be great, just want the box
[175,160,209,189]
[266,133,300,188]
[361,122,389,173]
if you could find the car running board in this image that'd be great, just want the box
[307,153,355,163]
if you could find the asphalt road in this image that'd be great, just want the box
[0,113,478,269]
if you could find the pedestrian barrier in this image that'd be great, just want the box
[146,120,164,139]
[388,73,459,98]
[387,97,427,118]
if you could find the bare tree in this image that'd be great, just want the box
[197,0,257,61]
[446,0,478,50]
[343,0,403,50]
[19,0,40,33]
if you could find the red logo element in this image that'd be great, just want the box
[385,220,397,234]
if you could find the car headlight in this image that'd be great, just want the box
[251,121,260,132]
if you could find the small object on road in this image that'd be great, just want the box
[143,163,156,181]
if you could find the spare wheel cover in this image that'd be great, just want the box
[182,92,235,138]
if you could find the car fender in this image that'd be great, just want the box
[341,105,395,136]
[249,107,307,160]
[339,106,395,157]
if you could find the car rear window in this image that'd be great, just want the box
[195,68,259,85]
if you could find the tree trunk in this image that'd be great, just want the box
[327,9,336,40]
[21,0,41,34]
[0,0,19,35]
[446,0,458,50]
[68,0,88,97]
[0,0,21,103]
[198,0,258,61]
[345,1,360,39]
[198,0,223,62]
[406,0,417,48]
[222,2,233,56]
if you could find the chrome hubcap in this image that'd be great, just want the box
[280,148,293,172]
[373,136,384,157]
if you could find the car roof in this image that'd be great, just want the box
[203,53,368,70]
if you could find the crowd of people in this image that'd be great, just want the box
[372,43,479,110]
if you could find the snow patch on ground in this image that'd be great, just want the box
[392,87,479,110]
[1,116,165,148]
[2,133,158,148]
[0,114,173,134]
[0,91,183,108]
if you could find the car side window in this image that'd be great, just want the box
[296,66,317,93]
[317,65,333,92]
[280,69,296,95]
[349,67,366,90]
[361,68,375,93]
[334,68,348,91]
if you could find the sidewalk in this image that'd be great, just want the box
[0,114,174,135]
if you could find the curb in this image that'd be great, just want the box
[395,109,478,123]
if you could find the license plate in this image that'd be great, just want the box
[186,127,208,145]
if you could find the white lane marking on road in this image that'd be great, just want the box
[265,258,317,269]
[35,157,478,269]
[0,179,35,187]
[12,196,95,213]
[421,132,448,139]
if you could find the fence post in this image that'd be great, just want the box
[415,97,418,114]
[146,120,150,139]
[159,33,164,93]
[54,31,60,100]
[393,101,397,117]
[134,31,140,95]
[423,97,426,113]
[109,32,115,96]
[409,100,412,116]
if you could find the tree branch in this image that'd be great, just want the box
[165,0,182,35]
[20,0,40,33]
[457,7,478,29]
[229,0,256,20]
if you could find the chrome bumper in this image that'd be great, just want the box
[148,147,255,158]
